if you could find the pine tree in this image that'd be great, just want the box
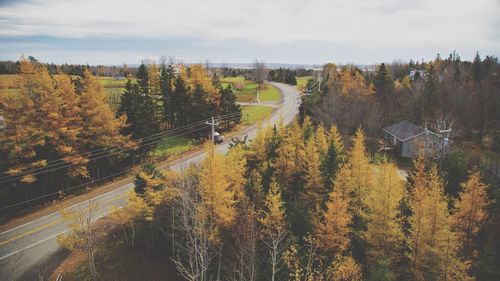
[160,63,176,127]
[452,170,490,259]
[321,124,344,188]
[136,63,149,94]
[374,63,394,103]
[219,84,242,128]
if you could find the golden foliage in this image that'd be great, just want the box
[452,170,490,258]
[366,160,405,264]
[315,188,351,256]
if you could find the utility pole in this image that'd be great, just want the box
[206,117,219,143]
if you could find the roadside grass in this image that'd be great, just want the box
[241,105,274,125]
[151,136,196,158]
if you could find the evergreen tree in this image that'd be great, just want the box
[472,52,483,82]
[219,84,242,128]
[136,63,149,94]
[424,63,439,118]
[374,63,394,103]
[160,63,176,127]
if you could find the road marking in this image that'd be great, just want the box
[0,230,68,261]
[0,219,61,247]
[0,192,128,247]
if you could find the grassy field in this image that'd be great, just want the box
[296,76,313,92]
[241,105,274,125]
[235,82,281,102]
[151,136,196,158]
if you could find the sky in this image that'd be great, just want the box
[0,0,499,65]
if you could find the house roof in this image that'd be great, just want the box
[383,120,425,141]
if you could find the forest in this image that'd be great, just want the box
[57,119,496,281]
[0,57,242,215]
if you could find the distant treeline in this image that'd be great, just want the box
[268,68,314,85]
[0,56,137,77]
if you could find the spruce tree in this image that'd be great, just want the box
[374,63,394,103]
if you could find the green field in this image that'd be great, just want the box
[235,82,280,102]
[151,136,195,157]
[241,105,274,125]
[296,76,313,91]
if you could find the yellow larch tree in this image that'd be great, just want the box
[314,124,329,158]
[301,136,326,213]
[225,145,247,201]
[366,160,404,267]
[315,188,352,256]
[199,143,236,227]
[409,164,472,281]
[259,179,288,281]
[49,73,88,177]
[148,62,160,96]
[79,68,133,149]
[329,124,344,156]
[109,191,147,246]
[327,255,363,281]
[452,170,490,259]
[347,127,372,220]
[1,58,45,182]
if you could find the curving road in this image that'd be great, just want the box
[0,82,301,280]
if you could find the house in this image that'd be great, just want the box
[382,120,443,158]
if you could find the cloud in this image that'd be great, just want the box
[0,0,498,64]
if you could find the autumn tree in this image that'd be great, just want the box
[452,170,491,259]
[315,188,351,256]
[301,136,326,213]
[346,127,372,263]
[259,179,288,281]
[199,143,237,227]
[79,68,132,150]
[408,160,472,280]
[366,161,404,273]
[57,195,102,281]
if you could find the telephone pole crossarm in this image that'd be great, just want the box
[206,117,219,143]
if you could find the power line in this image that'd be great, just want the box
[0,113,249,211]
[0,112,243,181]
[0,112,248,185]
[0,111,242,176]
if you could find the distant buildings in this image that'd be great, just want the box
[408,69,426,80]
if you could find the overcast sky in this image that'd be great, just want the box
[0,0,499,65]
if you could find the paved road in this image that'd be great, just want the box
[0,82,301,280]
